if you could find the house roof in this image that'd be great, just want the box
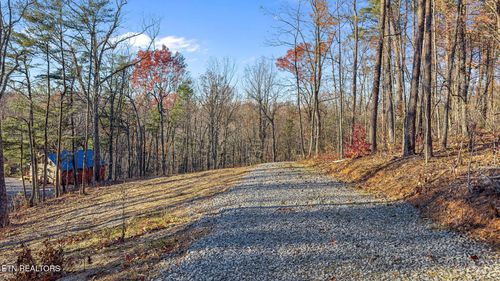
[48,150,104,171]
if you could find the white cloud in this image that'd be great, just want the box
[116,32,200,53]
[156,36,200,53]
[125,33,152,48]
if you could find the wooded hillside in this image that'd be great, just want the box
[0,0,498,229]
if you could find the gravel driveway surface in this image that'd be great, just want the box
[5,177,55,207]
[156,162,499,280]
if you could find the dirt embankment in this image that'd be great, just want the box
[306,136,499,246]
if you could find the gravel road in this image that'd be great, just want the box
[156,162,499,280]
[5,177,55,207]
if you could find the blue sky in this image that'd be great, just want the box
[122,0,292,77]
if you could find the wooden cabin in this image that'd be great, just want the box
[30,150,105,186]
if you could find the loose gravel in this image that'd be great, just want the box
[155,162,500,281]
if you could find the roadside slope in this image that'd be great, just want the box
[306,139,499,246]
[0,167,250,280]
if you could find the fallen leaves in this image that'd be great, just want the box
[306,135,500,246]
[469,254,479,261]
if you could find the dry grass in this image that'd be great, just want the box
[306,132,499,246]
[0,166,250,280]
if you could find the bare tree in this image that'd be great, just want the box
[350,0,359,143]
[306,0,334,156]
[54,0,68,196]
[440,0,460,149]
[457,0,470,137]
[18,55,38,205]
[200,58,236,169]
[384,7,395,145]
[244,57,281,162]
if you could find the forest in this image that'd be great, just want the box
[0,0,498,231]
[0,0,498,279]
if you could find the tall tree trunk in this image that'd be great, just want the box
[337,19,344,158]
[42,44,51,202]
[258,106,265,162]
[159,101,167,176]
[92,92,101,184]
[107,72,124,181]
[82,99,90,194]
[91,44,101,183]
[24,59,38,206]
[136,124,143,177]
[416,89,424,149]
[381,68,387,148]
[314,92,321,155]
[476,47,485,127]
[55,91,65,195]
[207,123,212,170]
[313,4,324,156]
[295,61,306,158]
[81,93,90,191]
[28,111,37,206]
[142,127,147,176]
[81,34,93,195]
[403,0,426,156]
[482,43,495,126]
[384,12,395,144]
[271,120,277,162]
[423,0,433,162]
[440,0,460,149]
[457,0,469,137]
[351,0,359,142]
[20,132,27,200]
[0,119,9,227]
[126,127,132,179]
[55,16,68,195]
[114,80,125,180]
[155,130,159,175]
[401,0,410,113]
[108,91,115,181]
[70,80,78,189]
[213,123,219,169]
[390,1,405,118]
[370,0,388,153]
[432,1,440,140]
[91,21,102,185]
[308,101,316,157]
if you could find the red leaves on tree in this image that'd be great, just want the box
[310,0,335,27]
[131,45,186,110]
[276,43,316,83]
[277,0,335,78]
[276,43,309,75]
[344,124,371,158]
